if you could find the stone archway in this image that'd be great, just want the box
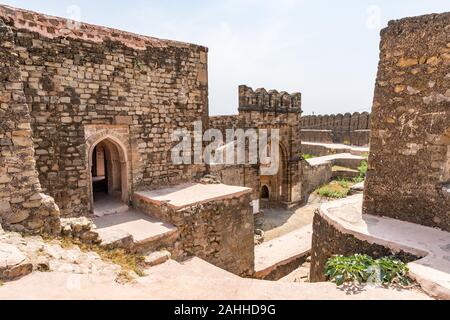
[277,143,289,203]
[259,142,290,205]
[260,185,270,199]
[87,134,130,212]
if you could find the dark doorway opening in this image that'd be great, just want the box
[261,185,270,199]
[92,144,108,198]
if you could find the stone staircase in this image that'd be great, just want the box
[254,225,312,280]
[93,208,179,258]
[60,198,180,269]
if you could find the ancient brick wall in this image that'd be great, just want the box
[209,115,241,137]
[0,6,209,217]
[238,86,303,205]
[0,17,60,234]
[208,85,303,206]
[301,112,371,146]
[133,190,255,276]
[363,12,450,231]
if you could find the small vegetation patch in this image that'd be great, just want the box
[302,153,318,160]
[57,237,146,277]
[353,160,368,183]
[325,254,412,287]
[316,179,354,199]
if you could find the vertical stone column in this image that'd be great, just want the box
[0,19,60,234]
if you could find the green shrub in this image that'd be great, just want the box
[316,186,349,199]
[302,153,317,160]
[337,178,350,189]
[325,254,411,287]
[353,160,368,183]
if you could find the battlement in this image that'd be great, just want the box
[301,112,370,131]
[238,85,301,113]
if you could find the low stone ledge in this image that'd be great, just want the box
[133,184,255,277]
[310,195,450,300]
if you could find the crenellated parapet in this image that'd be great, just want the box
[300,112,371,146]
[301,112,371,131]
[238,85,302,114]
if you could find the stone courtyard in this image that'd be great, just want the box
[0,4,449,301]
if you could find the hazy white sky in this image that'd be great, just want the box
[2,0,450,115]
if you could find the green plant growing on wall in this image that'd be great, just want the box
[325,254,411,287]
[353,160,368,183]
[302,153,317,160]
[133,57,143,70]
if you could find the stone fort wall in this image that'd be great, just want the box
[363,12,450,231]
[0,5,209,218]
[300,112,371,146]
[0,16,60,234]
[209,85,303,206]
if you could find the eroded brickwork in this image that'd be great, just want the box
[0,17,60,234]
[0,5,209,217]
[364,12,450,231]
[133,191,255,276]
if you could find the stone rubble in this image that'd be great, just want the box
[60,217,100,245]
[0,230,121,281]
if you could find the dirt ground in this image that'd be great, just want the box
[255,194,327,242]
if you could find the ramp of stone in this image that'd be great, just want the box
[306,153,365,169]
[94,209,178,253]
[302,141,369,157]
[316,194,450,300]
[255,225,312,280]
[134,183,251,209]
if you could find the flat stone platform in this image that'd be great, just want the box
[318,194,450,300]
[134,183,252,209]
[93,209,178,248]
[255,225,312,280]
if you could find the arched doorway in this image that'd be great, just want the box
[259,142,289,206]
[277,144,289,203]
[260,185,270,199]
[88,136,129,211]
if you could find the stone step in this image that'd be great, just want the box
[143,250,171,267]
[93,209,179,254]
[93,195,130,217]
[254,225,312,281]
[332,166,359,179]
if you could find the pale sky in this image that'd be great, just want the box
[2,0,450,115]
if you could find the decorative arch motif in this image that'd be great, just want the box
[84,126,131,212]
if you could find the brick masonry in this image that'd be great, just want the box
[133,190,255,276]
[209,85,303,207]
[363,12,450,231]
[0,5,209,218]
[301,112,371,146]
[0,15,60,234]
